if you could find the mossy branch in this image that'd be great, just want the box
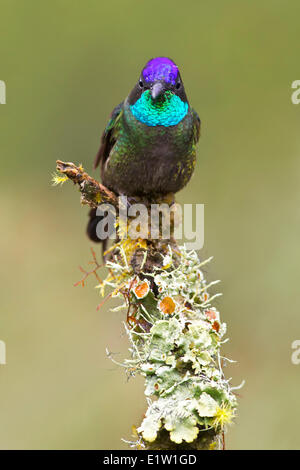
[55,160,118,208]
[55,160,239,450]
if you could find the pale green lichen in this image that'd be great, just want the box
[103,245,238,449]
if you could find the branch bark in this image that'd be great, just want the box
[56,160,118,208]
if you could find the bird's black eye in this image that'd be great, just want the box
[176,82,181,89]
[139,80,143,88]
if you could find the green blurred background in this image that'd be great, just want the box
[0,0,299,449]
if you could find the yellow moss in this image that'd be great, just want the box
[95,193,103,203]
[213,403,234,430]
[106,237,147,266]
[51,173,68,186]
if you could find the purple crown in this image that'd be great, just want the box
[142,57,178,85]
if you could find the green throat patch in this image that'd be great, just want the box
[130,90,188,127]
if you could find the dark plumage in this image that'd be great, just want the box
[87,57,201,244]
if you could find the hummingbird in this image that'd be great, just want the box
[87,57,201,243]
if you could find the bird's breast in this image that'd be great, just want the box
[124,102,194,156]
[103,104,196,196]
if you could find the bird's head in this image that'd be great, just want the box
[128,57,189,127]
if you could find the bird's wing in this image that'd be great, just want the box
[192,109,201,144]
[93,102,124,170]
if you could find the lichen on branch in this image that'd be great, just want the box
[54,161,239,450]
[105,246,237,450]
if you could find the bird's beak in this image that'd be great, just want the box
[151,82,166,100]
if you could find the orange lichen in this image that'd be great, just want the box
[212,320,220,332]
[134,280,150,299]
[158,296,176,315]
[205,309,217,321]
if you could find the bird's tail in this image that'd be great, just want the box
[86,208,108,258]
